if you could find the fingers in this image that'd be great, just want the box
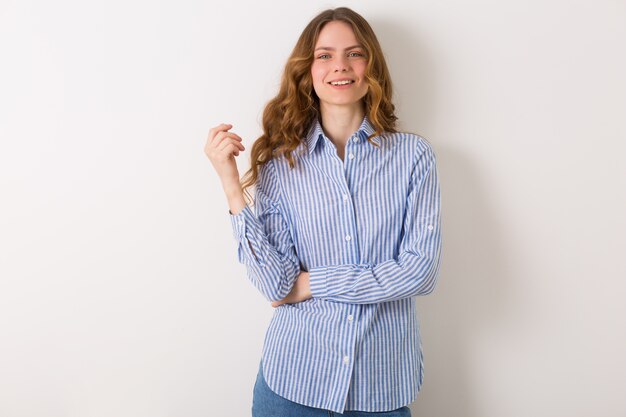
[271,296,290,308]
[205,123,245,160]
[216,142,244,159]
[214,130,243,144]
[212,133,243,151]
[209,123,242,144]
[209,123,241,140]
[210,125,243,149]
[208,123,232,139]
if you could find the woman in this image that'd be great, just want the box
[204,7,442,417]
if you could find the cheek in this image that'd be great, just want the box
[355,61,368,78]
[310,65,325,84]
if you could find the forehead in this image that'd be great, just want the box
[315,21,359,46]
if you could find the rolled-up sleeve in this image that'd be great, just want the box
[228,159,300,302]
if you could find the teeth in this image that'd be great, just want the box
[330,80,353,86]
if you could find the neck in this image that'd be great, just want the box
[318,102,365,146]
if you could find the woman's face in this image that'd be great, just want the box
[310,20,369,111]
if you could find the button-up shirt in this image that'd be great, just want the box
[228,115,442,413]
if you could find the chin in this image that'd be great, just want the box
[321,97,364,107]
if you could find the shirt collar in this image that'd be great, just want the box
[305,115,380,154]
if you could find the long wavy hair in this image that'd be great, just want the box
[240,7,398,204]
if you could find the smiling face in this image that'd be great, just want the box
[310,20,369,112]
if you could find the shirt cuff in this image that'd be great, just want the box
[308,266,328,298]
[228,205,255,240]
[309,263,374,299]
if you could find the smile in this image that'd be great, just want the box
[328,80,355,86]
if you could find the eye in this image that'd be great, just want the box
[317,53,331,59]
[348,51,364,57]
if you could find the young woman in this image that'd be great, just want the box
[204,7,442,417]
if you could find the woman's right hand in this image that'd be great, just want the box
[204,123,245,183]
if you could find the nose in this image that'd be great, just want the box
[334,55,349,72]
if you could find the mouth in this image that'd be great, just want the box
[328,79,355,86]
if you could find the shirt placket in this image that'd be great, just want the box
[323,132,362,264]
[323,131,364,409]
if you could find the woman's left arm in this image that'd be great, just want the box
[307,144,442,304]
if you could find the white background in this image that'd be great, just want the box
[1,1,625,416]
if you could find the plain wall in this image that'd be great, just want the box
[1,0,625,416]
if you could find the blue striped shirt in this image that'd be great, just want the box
[228,115,442,413]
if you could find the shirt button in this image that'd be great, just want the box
[352,137,358,142]
[427,224,434,231]
[347,314,354,321]
[238,220,243,225]
[343,355,350,364]
[343,194,348,201]
[345,235,351,241]
[348,153,355,159]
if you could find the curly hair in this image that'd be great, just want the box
[240,7,398,204]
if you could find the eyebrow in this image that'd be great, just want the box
[314,44,364,52]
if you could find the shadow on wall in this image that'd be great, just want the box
[372,18,517,417]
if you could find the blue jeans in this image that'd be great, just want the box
[252,361,412,417]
